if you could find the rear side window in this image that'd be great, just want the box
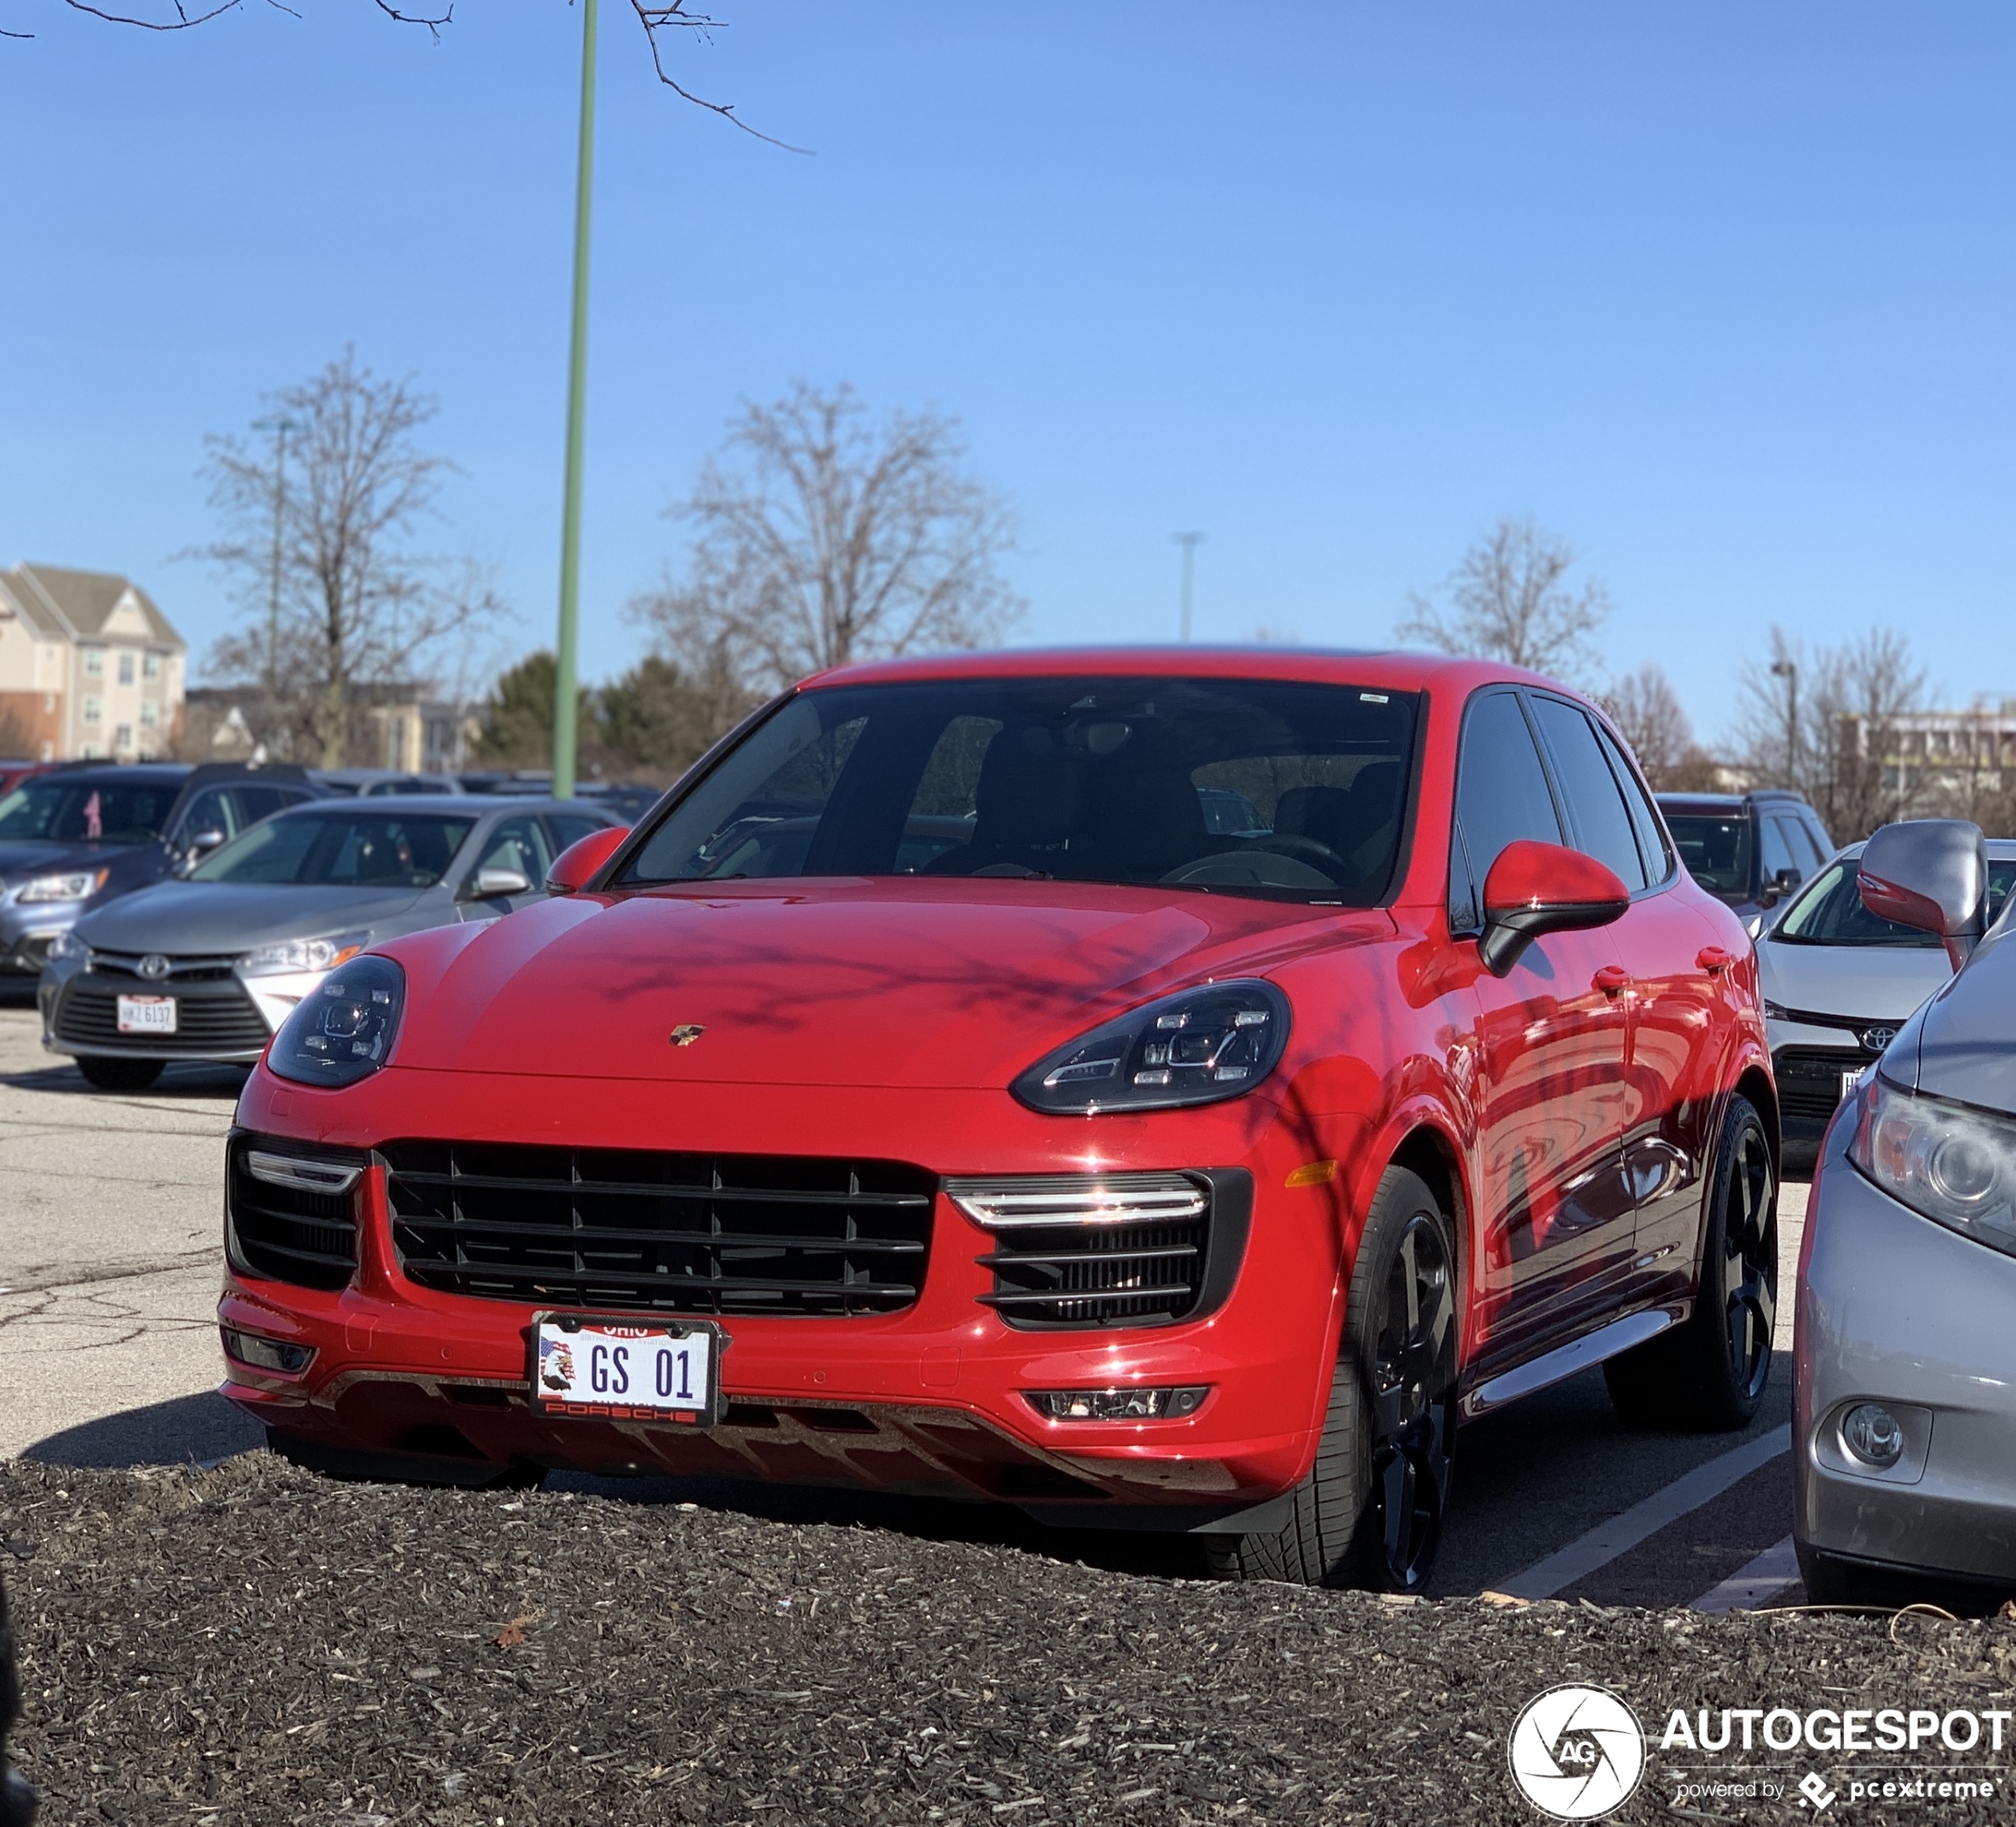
[1595,724,1673,886]
[1528,697,1648,893]
[1449,690,1563,929]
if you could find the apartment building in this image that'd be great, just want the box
[0,563,187,761]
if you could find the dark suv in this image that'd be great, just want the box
[1656,789,1834,933]
[0,761,321,975]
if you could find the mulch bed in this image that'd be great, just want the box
[5,1456,2015,1825]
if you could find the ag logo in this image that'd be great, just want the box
[1508,1684,1645,1819]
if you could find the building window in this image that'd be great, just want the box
[117,651,136,687]
[140,700,159,726]
[83,647,104,676]
[83,695,102,724]
[143,651,161,680]
[113,723,134,752]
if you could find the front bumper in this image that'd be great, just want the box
[1795,1107,2016,1584]
[217,1067,1347,1522]
[1768,1018,1879,1152]
[0,897,82,975]
[39,952,290,1064]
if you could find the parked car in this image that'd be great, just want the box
[1658,790,1834,934]
[1761,838,2016,1160]
[311,768,466,797]
[0,761,320,977]
[457,771,665,824]
[1795,819,2016,1606]
[38,794,617,1091]
[218,651,1772,1593]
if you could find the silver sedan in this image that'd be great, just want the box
[37,794,617,1091]
[1795,819,2016,1605]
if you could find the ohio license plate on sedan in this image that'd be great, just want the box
[116,994,176,1035]
[529,1314,724,1425]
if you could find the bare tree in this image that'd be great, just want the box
[1398,517,1611,683]
[1600,662,1691,775]
[201,350,506,766]
[636,382,1022,695]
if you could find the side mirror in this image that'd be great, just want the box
[1859,820,1987,971]
[187,827,226,859]
[1479,840,1632,978]
[545,825,630,896]
[467,866,533,900]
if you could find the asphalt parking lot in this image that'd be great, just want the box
[0,998,1807,1613]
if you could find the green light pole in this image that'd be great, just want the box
[552,0,599,799]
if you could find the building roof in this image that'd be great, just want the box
[0,563,183,649]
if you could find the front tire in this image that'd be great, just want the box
[76,1056,164,1092]
[1209,1166,1458,1590]
[1604,1094,1776,1431]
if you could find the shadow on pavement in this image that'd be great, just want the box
[1,1058,248,1101]
[20,1392,264,1469]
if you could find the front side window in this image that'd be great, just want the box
[194,811,477,887]
[1665,814,1752,896]
[1776,857,2016,948]
[619,676,1421,905]
[1449,690,1562,929]
[1759,816,1799,886]
[0,779,180,845]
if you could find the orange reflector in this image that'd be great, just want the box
[1284,1160,1338,1189]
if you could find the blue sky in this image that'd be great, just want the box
[6,2,2014,741]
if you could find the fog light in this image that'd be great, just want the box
[1025,1386,1209,1421]
[221,1328,315,1375]
[1841,1402,1905,1468]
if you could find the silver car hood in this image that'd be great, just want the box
[1910,925,2016,1115]
[74,880,429,952]
[1758,933,1954,1024]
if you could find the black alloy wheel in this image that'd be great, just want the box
[1718,1121,1776,1405]
[1365,1211,1458,1591]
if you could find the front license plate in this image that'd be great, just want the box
[529,1314,725,1426]
[1841,1067,1864,1102]
[116,994,177,1036]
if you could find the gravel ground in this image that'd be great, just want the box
[6,1456,2016,1826]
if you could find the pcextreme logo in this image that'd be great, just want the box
[1508,1685,1647,1820]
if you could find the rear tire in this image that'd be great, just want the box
[76,1056,164,1092]
[1208,1165,1458,1590]
[1604,1094,1776,1431]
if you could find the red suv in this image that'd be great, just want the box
[217,650,1774,1590]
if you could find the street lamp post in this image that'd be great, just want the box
[251,413,301,757]
[552,0,599,801]
[1172,532,1205,642]
[1770,658,1799,786]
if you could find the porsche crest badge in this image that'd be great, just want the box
[669,1025,706,1048]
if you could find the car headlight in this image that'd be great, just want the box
[266,954,406,1089]
[240,932,370,977]
[16,868,108,904]
[1011,979,1291,1114]
[1849,1074,2016,1257]
[44,931,89,963]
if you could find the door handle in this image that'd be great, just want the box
[1695,946,1735,975]
[1592,965,1632,997]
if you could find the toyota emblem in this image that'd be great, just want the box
[1861,1025,1898,1055]
[137,954,171,982]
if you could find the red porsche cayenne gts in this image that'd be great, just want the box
[219,648,1776,1590]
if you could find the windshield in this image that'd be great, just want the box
[0,778,180,846]
[1666,813,1752,895]
[192,810,476,888]
[620,675,1421,903]
[1776,856,2016,947]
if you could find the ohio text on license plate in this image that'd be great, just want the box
[116,994,176,1035]
[529,1314,724,1425]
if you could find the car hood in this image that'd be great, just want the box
[386,881,1387,1088]
[0,838,149,883]
[1912,925,2016,1114]
[1757,935,1953,1025]
[76,881,430,953]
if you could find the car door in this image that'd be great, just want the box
[1452,688,1636,1380]
[1537,699,1724,1311]
[459,813,552,917]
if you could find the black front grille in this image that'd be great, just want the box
[952,1172,1249,1329]
[383,1142,936,1317]
[90,952,237,983]
[227,1134,363,1290]
[1776,1046,1864,1124]
[55,981,270,1052]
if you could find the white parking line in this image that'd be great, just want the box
[1690,1533,1800,1612]
[1491,1425,1792,1599]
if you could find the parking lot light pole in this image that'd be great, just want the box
[1173,532,1204,642]
[552,0,599,802]
[1771,658,1799,786]
[251,414,300,754]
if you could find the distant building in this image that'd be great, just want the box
[1859,700,2016,799]
[0,563,187,761]
[183,681,479,775]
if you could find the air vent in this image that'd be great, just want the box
[226,1132,365,1290]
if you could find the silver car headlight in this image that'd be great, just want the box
[44,932,90,964]
[17,868,108,904]
[1848,1074,2016,1256]
[267,954,406,1089]
[240,932,371,977]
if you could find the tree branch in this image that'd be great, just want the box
[629,0,811,152]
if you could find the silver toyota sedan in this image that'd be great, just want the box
[1795,819,2016,1606]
